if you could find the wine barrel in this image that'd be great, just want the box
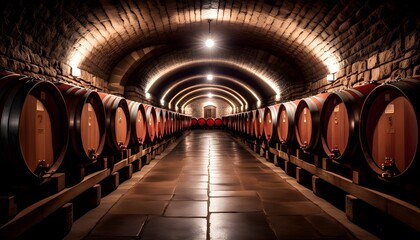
[173,112,179,133]
[191,118,198,127]
[98,92,131,154]
[222,116,228,128]
[320,83,378,163]
[295,92,330,153]
[243,111,251,135]
[249,110,257,137]
[126,100,147,145]
[155,108,165,139]
[263,104,280,142]
[254,108,265,139]
[207,118,215,127]
[166,111,173,135]
[277,100,300,146]
[0,72,68,186]
[144,104,157,143]
[184,115,192,130]
[228,115,234,130]
[215,118,223,127]
[360,79,420,180]
[56,83,106,165]
[197,117,206,127]
[239,112,246,133]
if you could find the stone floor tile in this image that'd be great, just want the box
[209,213,277,240]
[140,217,207,240]
[209,196,262,212]
[89,214,147,236]
[164,201,208,217]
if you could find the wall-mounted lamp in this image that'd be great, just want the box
[145,92,151,99]
[72,66,81,77]
[326,73,336,81]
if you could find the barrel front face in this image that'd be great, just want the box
[295,93,329,152]
[155,108,164,139]
[57,84,106,164]
[254,109,265,139]
[198,117,206,127]
[14,81,68,181]
[296,105,313,148]
[115,106,128,147]
[207,118,215,127]
[322,96,349,159]
[250,110,256,137]
[278,107,290,143]
[263,105,279,142]
[19,94,54,173]
[99,93,131,152]
[166,111,173,135]
[80,102,101,157]
[277,101,299,144]
[191,118,198,127]
[145,105,157,143]
[215,118,223,127]
[361,86,418,178]
[127,101,147,145]
[263,109,274,141]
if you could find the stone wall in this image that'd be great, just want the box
[184,98,233,119]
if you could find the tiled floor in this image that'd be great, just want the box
[65,130,377,240]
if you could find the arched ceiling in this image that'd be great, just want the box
[3,0,409,111]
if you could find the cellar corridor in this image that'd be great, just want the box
[64,130,373,240]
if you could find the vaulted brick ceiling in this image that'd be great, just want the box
[2,0,410,109]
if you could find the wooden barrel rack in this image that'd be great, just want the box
[0,71,190,239]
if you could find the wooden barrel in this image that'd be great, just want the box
[0,72,68,186]
[295,92,330,153]
[239,112,246,133]
[98,92,131,154]
[166,111,173,135]
[144,104,157,143]
[207,118,215,127]
[277,100,300,146]
[155,108,165,139]
[254,108,265,139]
[249,110,257,137]
[215,118,223,127]
[222,116,228,128]
[263,104,280,142]
[191,118,198,127]
[359,79,420,180]
[227,115,233,130]
[173,112,179,133]
[320,83,378,163]
[56,83,106,165]
[198,117,206,127]
[126,100,147,146]
[184,115,191,130]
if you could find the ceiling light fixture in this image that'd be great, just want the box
[205,19,214,48]
[207,74,213,80]
[208,93,213,98]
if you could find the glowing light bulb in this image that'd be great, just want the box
[207,74,213,80]
[205,39,214,48]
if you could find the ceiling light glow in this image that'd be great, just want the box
[205,39,214,48]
